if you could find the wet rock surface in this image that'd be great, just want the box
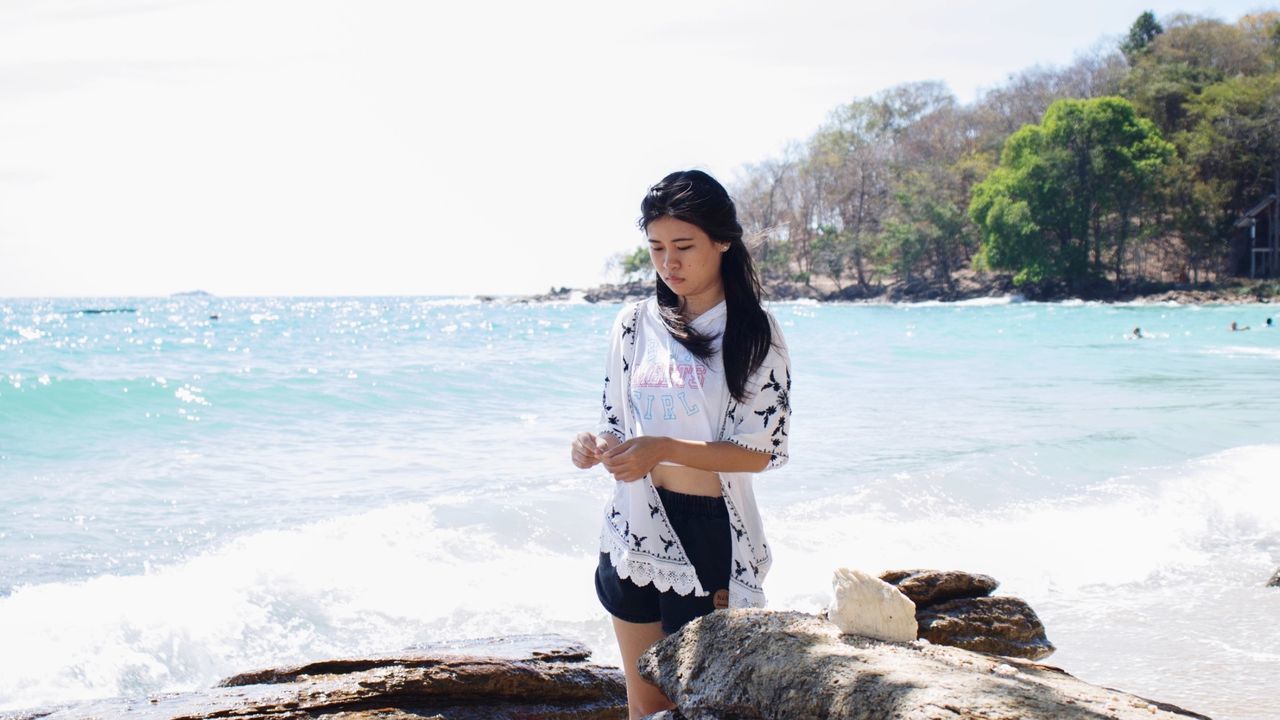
[638,610,1210,720]
[880,568,1001,608]
[880,568,1055,660]
[917,596,1055,660]
[2,636,626,720]
[1268,568,1280,587]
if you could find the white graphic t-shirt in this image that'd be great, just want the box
[596,297,791,608]
[630,300,728,453]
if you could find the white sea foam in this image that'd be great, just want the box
[3,446,1277,715]
[762,444,1280,716]
[770,444,1280,595]
[1203,345,1280,360]
[0,501,609,712]
[906,294,1026,308]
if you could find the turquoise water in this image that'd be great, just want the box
[2,295,1278,717]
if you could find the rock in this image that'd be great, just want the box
[827,568,917,642]
[879,568,1000,608]
[582,280,651,304]
[917,596,1055,660]
[7,635,626,720]
[638,609,1210,720]
[1268,568,1280,587]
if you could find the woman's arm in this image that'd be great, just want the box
[600,436,769,482]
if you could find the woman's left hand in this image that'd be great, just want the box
[600,436,669,482]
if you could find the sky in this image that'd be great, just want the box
[0,0,1273,298]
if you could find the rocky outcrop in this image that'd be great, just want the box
[880,569,1000,608]
[917,596,1055,660]
[3,636,626,720]
[1268,568,1280,587]
[638,610,1210,720]
[881,568,1054,660]
[582,280,651,304]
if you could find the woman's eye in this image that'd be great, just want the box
[675,245,693,251]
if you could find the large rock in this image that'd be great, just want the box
[880,568,1000,607]
[638,610,1209,720]
[827,568,917,642]
[917,596,1055,660]
[3,636,626,720]
[1268,568,1280,587]
[878,569,1053,659]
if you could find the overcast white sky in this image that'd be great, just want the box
[0,0,1272,297]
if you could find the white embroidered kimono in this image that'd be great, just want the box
[596,297,791,608]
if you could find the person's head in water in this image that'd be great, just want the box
[638,169,771,403]
[1268,318,1274,328]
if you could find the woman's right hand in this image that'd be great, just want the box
[571,431,610,469]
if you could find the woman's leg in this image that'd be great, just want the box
[610,616,675,719]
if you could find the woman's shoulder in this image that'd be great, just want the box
[614,296,658,324]
[603,298,657,341]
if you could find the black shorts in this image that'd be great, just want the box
[594,487,732,635]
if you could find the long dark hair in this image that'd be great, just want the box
[639,169,772,403]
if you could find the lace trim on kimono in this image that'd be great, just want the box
[729,576,767,608]
[599,527,707,597]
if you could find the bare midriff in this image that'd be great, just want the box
[650,464,722,497]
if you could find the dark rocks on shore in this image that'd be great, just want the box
[4,636,626,720]
[880,568,1000,607]
[880,569,1055,660]
[1268,568,1280,587]
[917,596,1056,660]
[637,609,1209,720]
[504,269,1276,305]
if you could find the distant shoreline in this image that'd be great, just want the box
[506,271,1280,306]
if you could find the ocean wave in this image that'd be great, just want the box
[1202,345,1280,360]
[764,443,1280,599]
[0,500,607,712]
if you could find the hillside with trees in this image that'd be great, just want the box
[617,10,1280,301]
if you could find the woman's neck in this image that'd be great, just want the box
[680,288,725,321]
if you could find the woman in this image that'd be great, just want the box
[570,169,792,717]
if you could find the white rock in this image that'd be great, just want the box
[827,568,918,642]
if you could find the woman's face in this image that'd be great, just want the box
[646,216,728,308]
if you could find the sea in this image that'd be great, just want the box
[1,294,1277,718]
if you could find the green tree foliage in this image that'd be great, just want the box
[608,245,652,283]
[969,97,1174,285]
[725,9,1279,293]
[1122,11,1164,63]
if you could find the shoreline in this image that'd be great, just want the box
[509,272,1280,306]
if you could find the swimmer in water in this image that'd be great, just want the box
[1230,321,1250,331]
[1130,327,1143,339]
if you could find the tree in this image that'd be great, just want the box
[969,97,1174,286]
[1122,11,1164,64]
[607,245,652,283]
